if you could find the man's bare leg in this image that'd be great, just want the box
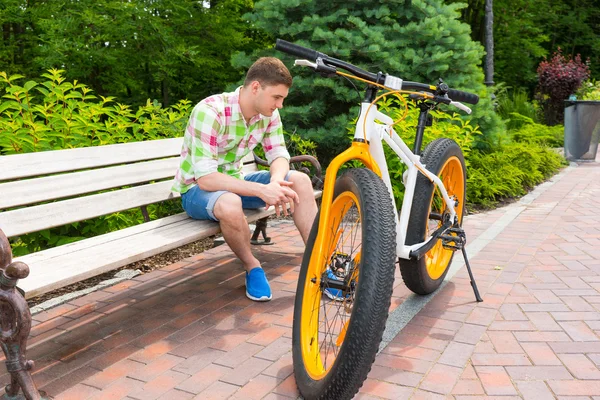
[213,193,260,272]
[288,172,318,244]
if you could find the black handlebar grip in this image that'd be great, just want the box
[447,89,479,105]
[275,39,321,61]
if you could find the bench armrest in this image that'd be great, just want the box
[253,153,323,190]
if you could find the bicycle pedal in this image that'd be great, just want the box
[440,234,465,251]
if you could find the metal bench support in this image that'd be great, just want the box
[0,230,49,400]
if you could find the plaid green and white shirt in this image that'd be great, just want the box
[171,87,291,194]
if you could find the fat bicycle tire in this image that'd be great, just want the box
[399,138,466,295]
[292,168,396,400]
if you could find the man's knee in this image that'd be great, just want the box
[213,193,244,222]
[289,171,313,194]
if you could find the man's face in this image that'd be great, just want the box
[252,82,289,117]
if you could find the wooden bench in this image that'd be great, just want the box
[0,137,322,398]
[0,137,322,299]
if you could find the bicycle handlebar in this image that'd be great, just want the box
[275,39,479,106]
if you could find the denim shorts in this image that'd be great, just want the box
[181,170,293,221]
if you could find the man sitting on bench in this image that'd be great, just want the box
[172,57,318,302]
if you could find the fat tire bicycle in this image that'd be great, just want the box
[275,39,483,400]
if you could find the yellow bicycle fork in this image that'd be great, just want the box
[307,141,381,293]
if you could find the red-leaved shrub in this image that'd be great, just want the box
[537,49,590,125]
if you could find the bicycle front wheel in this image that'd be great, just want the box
[292,168,396,400]
[399,138,466,295]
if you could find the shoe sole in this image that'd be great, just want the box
[246,291,272,302]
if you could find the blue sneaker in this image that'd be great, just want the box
[246,267,272,301]
[323,269,350,301]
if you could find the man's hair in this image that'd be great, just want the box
[244,57,292,88]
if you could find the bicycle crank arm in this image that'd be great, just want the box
[408,220,453,260]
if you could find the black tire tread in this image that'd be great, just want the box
[293,168,397,400]
[399,138,466,295]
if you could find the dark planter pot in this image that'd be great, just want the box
[564,100,600,161]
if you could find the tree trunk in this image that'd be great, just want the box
[484,0,494,87]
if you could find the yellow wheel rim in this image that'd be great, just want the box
[425,156,465,280]
[300,191,362,380]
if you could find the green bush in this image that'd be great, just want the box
[467,142,565,208]
[510,122,564,148]
[495,87,540,130]
[0,69,191,154]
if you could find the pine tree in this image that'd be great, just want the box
[236,0,503,160]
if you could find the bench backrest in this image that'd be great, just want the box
[0,138,259,238]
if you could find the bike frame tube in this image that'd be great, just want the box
[349,102,457,260]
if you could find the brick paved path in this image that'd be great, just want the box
[3,160,600,399]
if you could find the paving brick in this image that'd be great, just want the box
[366,364,423,387]
[551,342,600,354]
[515,380,555,400]
[373,353,432,374]
[525,311,563,331]
[271,375,300,398]
[487,331,523,354]
[453,323,488,345]
[549,380,600,396]
[438,342,474,367]
[53,383,99,400]
[358,378,414,399]
[219,356,272,386]
[521,342,563,365]
[475,366,518,395]
[505,365,572,380]
[83,358,145,389]
[128,370,190,399]
[557,354,600,379]
[229,374,282,400]
[451,379,485,395]
[87,377,146,400]
[419,363,462,394]
[176,363,232,395]
[559,321,600,341]
[192,380,240,400]
[471,353,531,366]
[254,336,292,362]
[382,343,442,362]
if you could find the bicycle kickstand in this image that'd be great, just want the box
[461,245,483,302]
[442,229,483,302]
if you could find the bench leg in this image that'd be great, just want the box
[0,231,49,400]
[250,217,274,245]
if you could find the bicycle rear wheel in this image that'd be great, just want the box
[399,138,466,295]
[292,168,396,400]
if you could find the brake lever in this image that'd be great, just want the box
[450,101,472,114]
[294,59,317,69]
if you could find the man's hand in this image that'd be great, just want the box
[260,180,299,217]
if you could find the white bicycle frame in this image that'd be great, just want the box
[355,102,460,260]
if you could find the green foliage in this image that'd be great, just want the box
[467,141,565,208]
[1,0,266,107]
[0,69,191,154]
[576,79,600,101]
[239,0,503,164]
[495,86,540,130]
[448,0,600,93]
[2,70,189,255]
[510,123,564,148]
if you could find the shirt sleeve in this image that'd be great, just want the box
[189,103,222,179]
[262,110,291,165]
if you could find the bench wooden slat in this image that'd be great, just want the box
[0,137,183,181]
[1,181,178,238]
[0,157,180,209]
[16,207,281,298]
[16,189,321,298]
